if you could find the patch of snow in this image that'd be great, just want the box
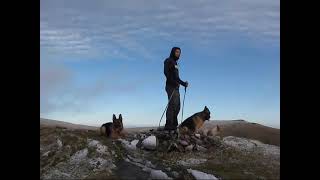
[70,148,88,164]
[223,136,257,151]
[87,139,109,155]
[87,139,99,147]
[223,136,280,157]
[57,139,63,148]
[96,143,109,155]
[149,169,172,180]
[88,157,116,171]
[42,151,50,157]
[187,169,218,180]
[177,158,207,166]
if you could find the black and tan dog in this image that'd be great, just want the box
[100,114,124,139]
[178,106,211,135]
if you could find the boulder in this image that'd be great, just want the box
[142,136,157,150]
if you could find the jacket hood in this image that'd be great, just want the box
[169,47,181,60]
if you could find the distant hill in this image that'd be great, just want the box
[40,118,280,146]
[40,118,98,131]
[202,120,280,146]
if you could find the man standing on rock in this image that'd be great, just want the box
[163,47,188,131]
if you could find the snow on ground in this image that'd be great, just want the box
[149,169,172,180]
[222,136,280,157]
[187,169,219,180]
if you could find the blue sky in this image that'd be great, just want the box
[40,0,280,128]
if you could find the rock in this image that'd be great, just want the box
[172,171,179,178]
[136,140,143,148]
[167,143,179,152]
[180,134,190,141]
[140,134,147,139]
[179,140,189,146]
[191,136,203,145]
[127,155,144,163]
[88,157,115,170]
[187,168,218,180]
[196,145,207,152]
[57,139,63,148]
[146,161,156,169]
[195,134,201,139]
[162,140,168,147]
[202,137,209,144]
[142,167,152,173]
[177,144,185,152]
[150,169,172,180]
[42,151,51,157]
[119,139,137,150]
[142,136,157,150]
[185,145,194,151]
[131,139,139,147]
[196,139,203,145]
[200,129,208,137]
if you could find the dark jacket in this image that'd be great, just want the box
[164,47,187,88]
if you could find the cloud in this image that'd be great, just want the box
[40,0,279,61]
[40,59,145,114]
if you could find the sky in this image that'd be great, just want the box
[40,0,280,128]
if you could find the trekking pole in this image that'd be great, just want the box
[181,86,187,124]
[158,89,176,128]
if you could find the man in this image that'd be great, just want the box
[163,47,188,131]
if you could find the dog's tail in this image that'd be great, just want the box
[100,126,106,136]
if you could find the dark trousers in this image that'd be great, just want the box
[165,86,180,130]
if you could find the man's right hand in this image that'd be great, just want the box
[184,81,188,87]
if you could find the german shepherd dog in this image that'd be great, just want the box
[100,114,124,139]
[178,106,211,135]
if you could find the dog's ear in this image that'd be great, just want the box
[119,114,122,121]
[113,114,116,121]
[204,106,208,111]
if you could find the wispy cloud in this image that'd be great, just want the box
[40,59,146,114]
[40,0,279,61]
